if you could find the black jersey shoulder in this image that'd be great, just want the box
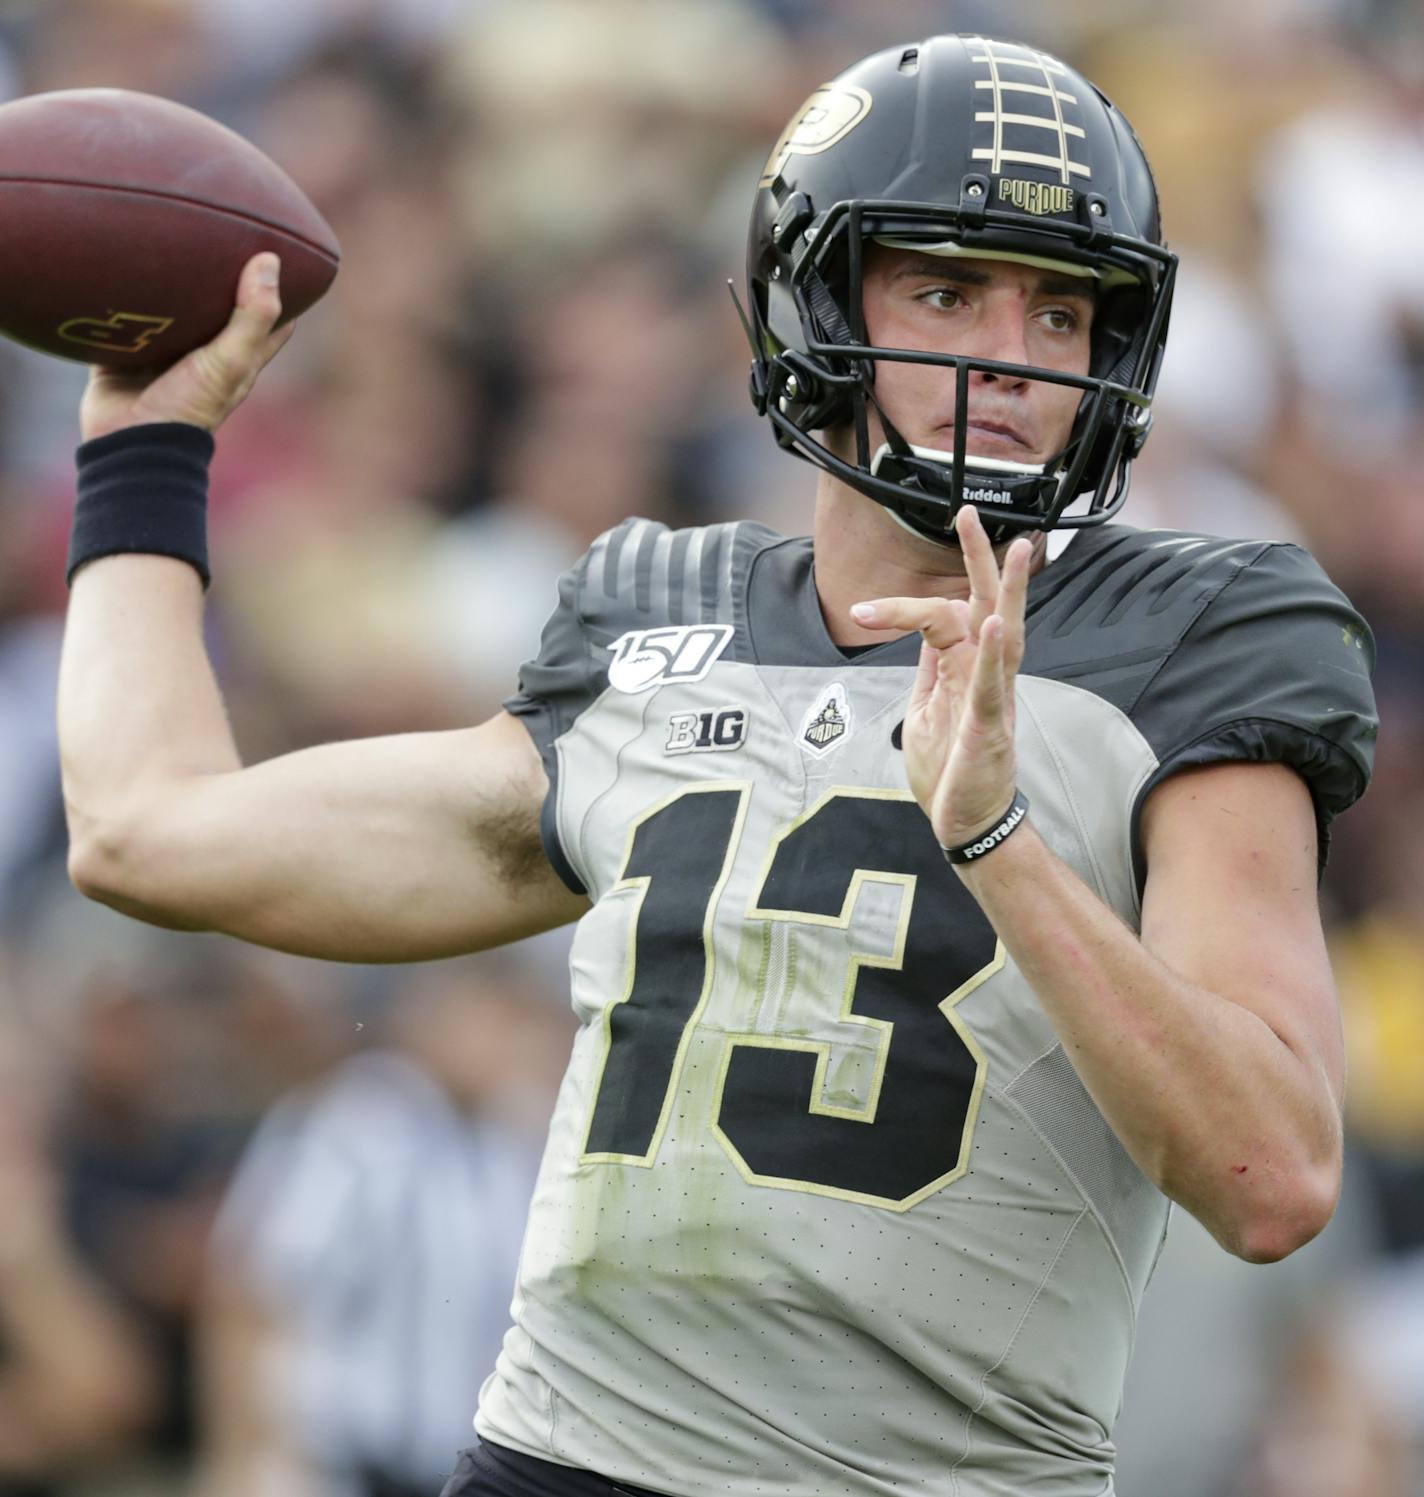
[503,516,782,892]
[1026,525,1377,862]
[506,516,781,728]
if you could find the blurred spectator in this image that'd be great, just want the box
[197,0,474,90]
[0,613,61,927]
[1257,22,1424,451]
[200,954,569,1497]
[12,1,217,104]
[439,0,793,278]
[0,1009,161,1493]
[1231,1313,1417,1497]
[1338,1245,1424,1477]
[1128,257,1304,543]
[1114,1171,1394,1496]
[7,894,370,1489]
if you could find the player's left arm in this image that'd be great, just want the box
[1141,758,1344,1238]
[956,760,1343,1265]
[854,506,1353,1264]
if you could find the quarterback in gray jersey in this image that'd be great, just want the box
[57,30,1375,1497]
[468,38,1373,1496]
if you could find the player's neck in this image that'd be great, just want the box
[811,479,1047,647]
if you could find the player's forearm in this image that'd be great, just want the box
[59,553,241,857]
[956,825,1341,1262]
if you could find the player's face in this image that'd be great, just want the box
[856,244,1095,465]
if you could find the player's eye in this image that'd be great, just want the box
[914,286,966,311]
[1037,306,1082,334]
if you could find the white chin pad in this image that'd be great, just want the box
[869,441,1044,479]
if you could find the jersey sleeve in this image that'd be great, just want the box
[503,538,615,896]
[1130,541,1377,867]
[504,516,755,894]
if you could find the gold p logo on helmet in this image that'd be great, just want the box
[760,85,873,188]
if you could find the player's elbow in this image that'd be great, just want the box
[67,816,129,906]
[67,814,205,932]
[1224,1169,1339,1264]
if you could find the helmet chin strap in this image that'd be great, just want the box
[858,380,1059,539]
[879,503,958,547]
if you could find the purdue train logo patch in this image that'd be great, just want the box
[799,682,852,757]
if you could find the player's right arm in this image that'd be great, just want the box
[60,253,589,962]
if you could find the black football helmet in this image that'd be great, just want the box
[741,34,1176,540]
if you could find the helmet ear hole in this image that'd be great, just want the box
[771,354,856,429]
[1090,287,1149,381]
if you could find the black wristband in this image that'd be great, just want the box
[941,790,1031,865]
[67,422,215,587]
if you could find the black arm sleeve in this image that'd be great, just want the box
[1129,541,1377,873]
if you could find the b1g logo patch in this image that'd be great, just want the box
[607,624,734,694]
[760,84,873,188]
[799,681,853,757]
[665,707,748,755]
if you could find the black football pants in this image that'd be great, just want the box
[440,1441,673,1497]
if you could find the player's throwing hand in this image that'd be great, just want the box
[79,252,294,443]
[850,505,1032,850]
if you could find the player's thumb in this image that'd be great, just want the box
[201,254,288,387]
[172,253,289,427]
[228,252,284,345]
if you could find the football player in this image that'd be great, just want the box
[58,34,1375,1497]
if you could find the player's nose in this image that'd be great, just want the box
[969,292,1032,384]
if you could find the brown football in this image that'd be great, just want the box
[0,88,340,368]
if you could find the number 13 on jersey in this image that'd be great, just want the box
[580,783,1004,1211]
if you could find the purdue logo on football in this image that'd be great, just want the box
[57,311,175,354]
[799,682,853,757]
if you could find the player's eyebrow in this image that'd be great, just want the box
[1037,275,1098,301]
[888,256,991,284]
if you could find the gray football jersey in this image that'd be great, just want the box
[478,519,1376,1497]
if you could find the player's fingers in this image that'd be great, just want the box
[969,614,1008,725]
[910,637,939,710]
[851,596,970,650]
[999,537,1033,671]
[955,505,1001,633]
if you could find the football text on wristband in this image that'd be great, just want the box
[940,790,1031,865]
[67,422,216,588]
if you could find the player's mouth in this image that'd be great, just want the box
[936,419,1033,456]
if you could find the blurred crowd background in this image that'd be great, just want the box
[0,1,1420,1495]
